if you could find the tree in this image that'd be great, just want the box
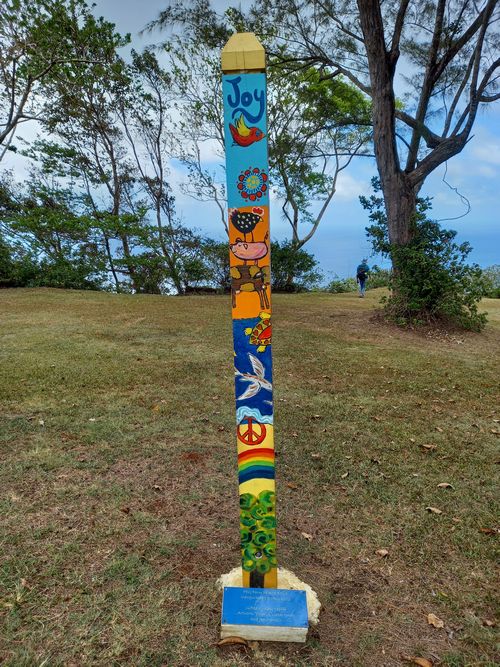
[120,49,203,295]
[0,0,123,160]
[148,18,371,252]
[197,238,231,292]
[269,240,322,291]
[254,0,500,258]
[25,17,145,292]
[0,170,108,289]
[481,265,500,298]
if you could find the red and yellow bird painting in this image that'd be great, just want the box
[229,115,265,147]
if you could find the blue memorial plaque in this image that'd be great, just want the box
[221,587,308,642]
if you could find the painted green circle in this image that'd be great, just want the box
[240,515,257,528]
[256,560,271,574]
[250,504,266,520]
[241,529,252,545]
[263,544,275,558]
[240,493,256,510]
[253,530,270,546]
[260,516,276,529]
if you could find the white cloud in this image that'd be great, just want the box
[471,140,500,166]
[334,171,370,201]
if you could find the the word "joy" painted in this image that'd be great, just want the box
[226,76,265,124]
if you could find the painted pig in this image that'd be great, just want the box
[230,238,268,262]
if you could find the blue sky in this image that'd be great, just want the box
[5,0,499,279]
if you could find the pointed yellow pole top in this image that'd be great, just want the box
[221,32,266,73]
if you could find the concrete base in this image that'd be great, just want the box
[217,567,321,626]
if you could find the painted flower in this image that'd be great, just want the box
[237,167,268,201]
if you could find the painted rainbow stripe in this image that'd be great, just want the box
[238,448,275,484]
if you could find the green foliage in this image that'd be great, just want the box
[481,265,500,298]
[0,0,129,152]
[0,172,108,290]
[327,276,357,293]
[197,238,230,292]
[267,59,371,236]
[270,240,322,292]
[362,181,487,332]
[367,265,391,289]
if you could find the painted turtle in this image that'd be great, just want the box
[245,312,271,352]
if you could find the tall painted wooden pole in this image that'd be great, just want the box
[222,33,277,589]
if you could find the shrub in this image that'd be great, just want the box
[327,275,357,293]
[270,241,322,292]
[481,265,500,298]
[366,265,391,289]
[362,181,487,332]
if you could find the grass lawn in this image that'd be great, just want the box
[0,288,498,667]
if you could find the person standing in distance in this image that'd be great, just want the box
[356,259,370,298]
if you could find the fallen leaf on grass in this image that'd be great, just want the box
[311,453,321,460]
[340,472,349,479]
[426,507,443,514]
[421,444,437,451]
[483,619,496,627]
[375,549,389,557]
[301,532,313,542]
[427,613,445,628]
[38,419,44,426]
[217,636,248,647]
[120,507,130,514]
[402,656,433,667]
[372,416,382,421]
[490,429,500,435]
[479,527,498,535]
[286,482,299,490]
[437,482,454,489]
[435,426,443,432]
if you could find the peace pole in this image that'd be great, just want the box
[219,33,310,642]
[222,32,277,590]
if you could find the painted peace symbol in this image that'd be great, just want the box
[237,417,267,445]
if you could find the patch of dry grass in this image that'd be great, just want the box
[0,288,499,666]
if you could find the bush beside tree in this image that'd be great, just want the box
[362,181,487,332]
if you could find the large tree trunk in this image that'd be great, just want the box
[383,171,417,247]
[357,0,418,272]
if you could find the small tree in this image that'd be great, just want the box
[481,265,500,298]
[362,180,487,331]
[1,171,108,290]
[198,238,231,292]
[270,240,322,292]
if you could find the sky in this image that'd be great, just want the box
[3,0,499,279]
